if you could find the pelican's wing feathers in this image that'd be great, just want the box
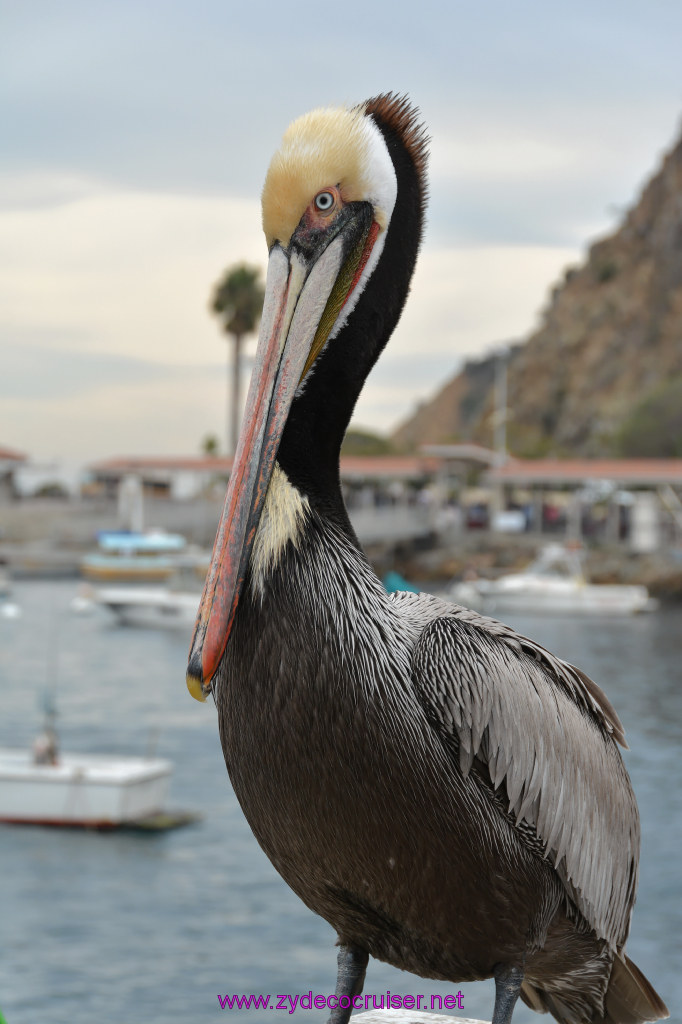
[392,591,639,951]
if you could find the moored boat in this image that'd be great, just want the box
[80,530,191,583]
[95,585,201,629]
[0,747,172,828]
[94,558,205,629]
[448,544,657,615]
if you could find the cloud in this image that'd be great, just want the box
[4,0,681,209]
[1,0,681,468]
[0,370,229,461]
[385,243,579,358]
[0,171,107,211]
[430,135,579,185]
[0,335,220,401]
[352,242,580,433]
[0,179,265,369]
[0,175,581,454]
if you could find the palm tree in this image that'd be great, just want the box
[210,263,264,455]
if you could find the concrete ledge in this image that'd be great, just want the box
[354,1011,488,1024]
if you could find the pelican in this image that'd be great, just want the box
[187,95,668,1024]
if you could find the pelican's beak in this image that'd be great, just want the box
[187,204,377,700]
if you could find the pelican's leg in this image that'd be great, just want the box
[326,943,369,1024]
[491,963,524,1024]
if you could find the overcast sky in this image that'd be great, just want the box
[2,0,682,463]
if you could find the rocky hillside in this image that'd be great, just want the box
[393,127,682,456]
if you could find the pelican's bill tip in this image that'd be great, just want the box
[186,670,208,703]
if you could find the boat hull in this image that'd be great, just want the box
[0,749,172,827]
[95,586,200,629]
[450,578,656,615]
[81,558,177,583]
[448,543,657,616]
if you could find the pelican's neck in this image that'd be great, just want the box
[274,111,426,517]
[249,456,364,599]
[243,492,418,703]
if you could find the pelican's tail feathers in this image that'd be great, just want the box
[520,955,668,1023]
[599,954,669,1024]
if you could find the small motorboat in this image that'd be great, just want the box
[0,746,173,828]
[0,694,194,830]
[94,559,204,630]
[95,585,201,629]
[448,544,657,616]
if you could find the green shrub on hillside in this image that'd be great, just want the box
[616,377,682,456]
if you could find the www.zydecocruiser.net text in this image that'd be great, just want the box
[218,991,466,1012]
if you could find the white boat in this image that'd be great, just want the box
[0,747,172,828]
[95,584,200,629]
[94,559,204,629]
[448,544,657,616]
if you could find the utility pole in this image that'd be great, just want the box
[491,348,509,531]
[493,347,508,459]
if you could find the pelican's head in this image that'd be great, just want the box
[187,94,428,701]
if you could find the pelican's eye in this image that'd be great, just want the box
[314,190,336,213]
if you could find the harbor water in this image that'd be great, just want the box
[1,580,680,1024]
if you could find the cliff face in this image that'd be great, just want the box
[392,129,682,456]
[391,352,499,451]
